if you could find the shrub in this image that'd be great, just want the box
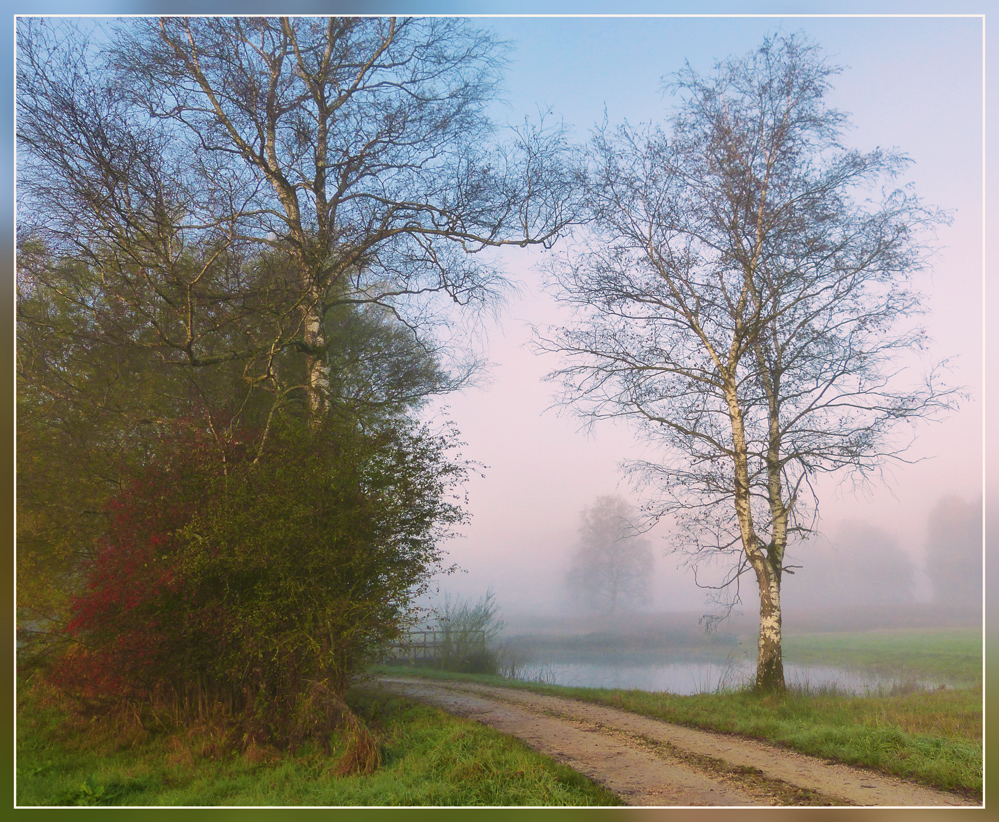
[436,589,504,675]
[51,414,471,751]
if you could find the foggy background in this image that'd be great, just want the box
[414,16,984,629]
[2,10,984,635]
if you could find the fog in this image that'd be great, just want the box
[417,16,984,635]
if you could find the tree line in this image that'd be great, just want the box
[17,16,961,755]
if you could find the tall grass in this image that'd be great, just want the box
[435,589,504,675]
[16,675,621,806]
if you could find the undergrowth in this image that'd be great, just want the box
[16,675,621,807]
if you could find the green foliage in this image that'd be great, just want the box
[182,416,470,739]
[19,233,477,757]
[435,589,504,675]
[49,413,470,750]
[323,303,458,420]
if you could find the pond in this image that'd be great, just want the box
[512,656,934,695]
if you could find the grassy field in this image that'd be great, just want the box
[15,676,621,807]
[17,626,982,805]
[377,625,984,799]
[781,626,982,688]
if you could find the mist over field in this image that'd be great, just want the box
[426,492,983,638]
[414,17,983,644]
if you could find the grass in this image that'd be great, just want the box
[18,625,983,805]
[375,623,984,800]
[781,627,983,688]
[378,665,982,798]
[15,676,622,807]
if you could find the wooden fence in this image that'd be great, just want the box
[383,629,487,664]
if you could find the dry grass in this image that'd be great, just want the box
[853,686,983,741]
[334,711,381,776]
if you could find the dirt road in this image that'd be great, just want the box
[375,677,977,807]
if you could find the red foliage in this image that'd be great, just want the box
[51,426,249,701]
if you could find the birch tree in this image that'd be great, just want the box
[16,16,574,740]
[17,16,575,431]
[17,14,574,634]
[540,34,954,691]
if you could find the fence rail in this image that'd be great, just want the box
[383,629,487,664]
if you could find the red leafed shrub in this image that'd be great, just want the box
[51,425,246,703]
[49,415,470,751]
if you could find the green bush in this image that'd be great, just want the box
[51,414,471,754]
[436,589,503,675]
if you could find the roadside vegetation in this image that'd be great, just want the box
[376,625,983,800]
[18,622,981,805]
[16,672,621,807]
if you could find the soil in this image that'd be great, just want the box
[374,676,978,807]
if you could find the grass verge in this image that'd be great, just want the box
[781,627,982,688]
[15,676,622,807]
[376,665,982,799]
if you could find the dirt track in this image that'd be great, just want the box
[375,677,977,807]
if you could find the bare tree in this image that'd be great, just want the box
[15,16,577,701]
[539,34,955,691]
[17,17,576,432]
[566,496,653,616]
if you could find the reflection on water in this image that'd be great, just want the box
[514,657,930,695]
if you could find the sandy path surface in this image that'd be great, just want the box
[375,677,977,807]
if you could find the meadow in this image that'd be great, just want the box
[16,624,982,805]
[15,674,620,806]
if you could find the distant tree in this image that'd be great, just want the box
[540,34,954,691]
[782,521,917,610]
[925,496,982,611]
[566,496,654,616]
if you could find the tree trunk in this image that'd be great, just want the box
[303,300,328,424]
[726,380,787,693]
[755,567,785,692]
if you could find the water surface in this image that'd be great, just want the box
[513,656,932,695]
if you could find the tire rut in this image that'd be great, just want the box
[374,677,977,808]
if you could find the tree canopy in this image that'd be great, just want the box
[16,15,573,753]
[540,34,954,691]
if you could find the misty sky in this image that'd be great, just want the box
[6,9,985,621]
[417,16,984,617]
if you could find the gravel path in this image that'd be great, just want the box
[375,677,978,807]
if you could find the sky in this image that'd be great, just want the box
[409,15,985,618]
[7,7,988,625]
